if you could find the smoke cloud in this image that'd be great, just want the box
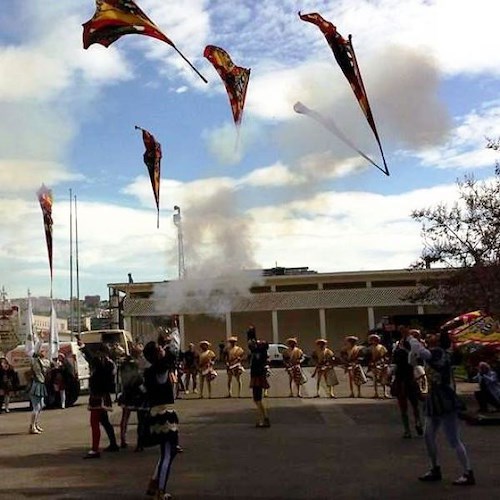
[152,186,263,316]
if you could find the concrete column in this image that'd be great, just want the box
[368,307,375,330]
[179,314,186,350]
[319,308,326,339]
[318,282,324,290]
[272,310,279,343]
[417,305,424,315]
[225,312,232,340]
[366,281,372,288]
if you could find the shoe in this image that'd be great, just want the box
[415,424,424,436]
[176,445,184,453]
[452,470,475,486]
[104,444,120,452]
[184,390,190,395]
[5,408,10,413]
[193,389,198,394]
[83,450,101,459]
[145,478,158,496]
[313,394,320,398]
[35,425,44,432]
[156,492,172,500]
[419,467,442,482]
[29,426,41,435]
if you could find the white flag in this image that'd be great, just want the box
[24,294,40,357]
[49,300,59,360]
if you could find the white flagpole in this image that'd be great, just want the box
[49,299,59,360]
[75,194,81,338]
[69,188,74,341]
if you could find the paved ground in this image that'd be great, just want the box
[0,367,498,499]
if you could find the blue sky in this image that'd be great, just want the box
[1,0,499,301]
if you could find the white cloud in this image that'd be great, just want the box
[414,103,500,169]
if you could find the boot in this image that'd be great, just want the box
[401,414,411,438]
[419,466,442,482]
[415,422,424,436]
[452,470,475,486]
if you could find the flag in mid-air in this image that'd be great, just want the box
[204,45,251,127]
[299,12,389,176]
[83,0,207,83]
[36,184,53,280]
[135,126,162,227]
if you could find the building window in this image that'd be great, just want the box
[371,280,417,288]
[250,286,272,294]
[322,282,366,290]
[275,284,319,292]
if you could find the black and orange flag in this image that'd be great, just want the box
[299,12,389,176]
[36,184,54,288]
[135,126,162,228]
[204,45,250,128]
[83,0,207,83]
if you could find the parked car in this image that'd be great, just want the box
[267,343,310,367]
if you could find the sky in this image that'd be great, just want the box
[1,0,499,301]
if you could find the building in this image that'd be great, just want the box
[108,267,452,352]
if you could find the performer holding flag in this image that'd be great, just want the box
[25,292,50,434]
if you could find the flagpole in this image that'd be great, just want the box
[75,194,81,339]
[172,45,208,84]
[69,188,74,342]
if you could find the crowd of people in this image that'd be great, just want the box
[2,322,500,497]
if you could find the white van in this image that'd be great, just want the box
[79,329,133,358]
[6,341,90,406]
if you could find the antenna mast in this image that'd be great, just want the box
[173,205,186,279]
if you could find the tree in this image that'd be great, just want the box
[410,140,500,316]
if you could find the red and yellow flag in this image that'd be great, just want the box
[36,184,54,280]
[135,126,162,228]
[83,0,207,83]
[83,0,173,48]
[204,45,250,127]
[299,12,389,176]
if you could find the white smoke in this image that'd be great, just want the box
[152,186,263,316]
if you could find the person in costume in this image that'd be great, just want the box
[340,336,366,398]
[391,328,423,438]
[283,337,305,398]
[0,357,19,413]
[473,361,500,413]
[198,341,216,399]
[142,341,179,500]
[311,339,338,398]
[182,343,198,394]
[248,337,270,427]
[28,344,50,434]
[368,333,390,399]
[48,352,72,409]
[118,343,148,450]
[79,341,119,458]
[409,331,475,486]
[224,336,245,398]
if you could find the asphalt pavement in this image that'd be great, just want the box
[0,367,498,499]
